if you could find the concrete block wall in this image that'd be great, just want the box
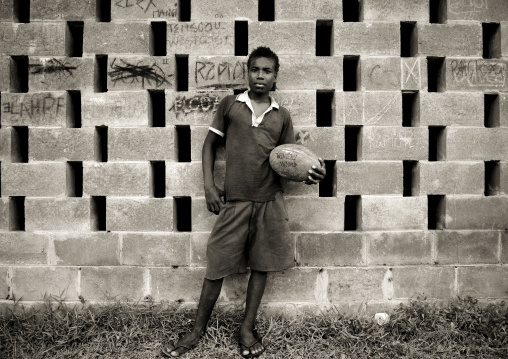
[0,0,507,312]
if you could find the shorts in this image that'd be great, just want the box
[205,191,294,280]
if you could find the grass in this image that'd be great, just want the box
[0,296,507,358]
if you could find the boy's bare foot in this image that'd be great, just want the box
[239,327,265,358]
[161,331,203,357]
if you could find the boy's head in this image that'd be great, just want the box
[247,46,280,74]
[247,47,279,94]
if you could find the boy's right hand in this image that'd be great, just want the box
[205,185,225,215]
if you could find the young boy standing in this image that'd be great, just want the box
[162,46,326,358]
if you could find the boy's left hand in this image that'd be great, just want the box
[304,158,326,185]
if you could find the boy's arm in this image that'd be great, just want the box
[202,130,225,215]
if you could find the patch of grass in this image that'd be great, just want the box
[0,296,507,358]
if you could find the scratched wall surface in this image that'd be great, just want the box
[0,0,507,312]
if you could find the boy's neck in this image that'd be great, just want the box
[248,90,271,103]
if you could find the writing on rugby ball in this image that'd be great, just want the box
[269,144,320,182]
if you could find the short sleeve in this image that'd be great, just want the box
[209,96,233,137]
[278,109,296,145]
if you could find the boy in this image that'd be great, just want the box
[162,46,325,358]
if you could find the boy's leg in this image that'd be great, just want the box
[240,269,267,356]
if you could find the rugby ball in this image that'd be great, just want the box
[269,144,320,182]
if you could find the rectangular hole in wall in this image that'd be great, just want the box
[402,91,420,127]
[174,196,192,231]
[429,0,447,24]
[11,126,28,163]
[316,90,334,127]
[150,21,167,56]
[343,56,359,92]
[91,196,106,231]
[342,0,360,22]
[178,0,191,22]
[235,21,248,56]
[66,21,84,57]
[9,196,25,231]
[427,57,445,92]
[94,126,108,162]
[400,21,417,57]
[175,55,188,91]
[13,0,30,23]
[428,195,445,230]
[94,55,108,93]
[67,90,81,128]
[482,23,501,59]
[403,160,420,197]
[485,161,500,196]
[345,125,361,162]
[258,0,275,21]
[150,161,166,198]
[149,90,166,127]
[344,195,361,231]
[10,56,28,93]
[96,0,111,22]
[66,161,83,197]
[484,93,500,128]
[316,20,333,56]
[175,125,191,162]
[319,160,336,197]
[428,126,446,161]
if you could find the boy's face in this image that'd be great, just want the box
[248,57,277,95]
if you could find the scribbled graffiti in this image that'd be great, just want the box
[29,58,77,79]
[195,61,248,88]
[108,58,172,88]
[169,95,221,115]
[114,0,157,13]
[450,59,506,87]
[2,94,65,120]
[295,130,315,145]
[449,0,487,18]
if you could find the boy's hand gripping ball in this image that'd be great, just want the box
[269,144,320,182]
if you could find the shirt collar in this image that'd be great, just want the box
[236,90,279,110]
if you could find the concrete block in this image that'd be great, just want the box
[111,0,177,20]
[362,0,429,21]
[361,196,428,231]
[190,126,226,161]
[0,232,48,265]
[270,90,316,127]
[31,0,95,20]
[393,267,455,299]
[420,161,484,195]
[167,90,233,126]
[335,23,399,56]
[275,0,341,20]
[2,163,66,197]
[81,267,146,301]
[0,55,10,92]
[83,162,149,196]
[25,198,90,231]
[447,0,508,22]
[502,22,508,58]
[446,195,508,230]
[108,127,174,161]
[447,127,508,161]
[122,232,190,266]
[190,232,208,267]
[0,0,12,21]
[361,57,401,91]
[11,267,79,301]
[166,161,225,196]
[1,92,68,127]
[277,56,342,90]
[191,0,257,21]
[293,127,344,160]
[167,21,234,56]
[446,58,508,92]
[328,267,389,302]
[263,269,318,302]
[150,267,205,302]
[51,232,120,266]
[190,55,248,90]
[29,128,95,161]
[0,267,8,301]
[82,91,149,127]
[366,231,432,265]
[401,57,427,91]
[192,197,219,232]
[0,22,66,56]
[337,91,402,126]
[249,22,314,55]
[0,198,8,231]
[280,177,319,197]
[420,92,483,127]
[458,266,508,298]
[83,21,150,55]
[362,127,428,161]
[0,128,11,162]
[28,57,94,92]
[435,231,499,265]
[107,198,173,231]
[286,197,344,231]
[107,56,174,91]
[502,231,508,264]
[501,93,508,128]
[502,161,508,195]
[337,161,403,195]
[418,24,482,57]
[295,232,363,267]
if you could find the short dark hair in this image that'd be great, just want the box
[247,46,280,73]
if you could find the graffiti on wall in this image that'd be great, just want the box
[450,59,506,87]
[195,60,248,88]
[108,58,173,88]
